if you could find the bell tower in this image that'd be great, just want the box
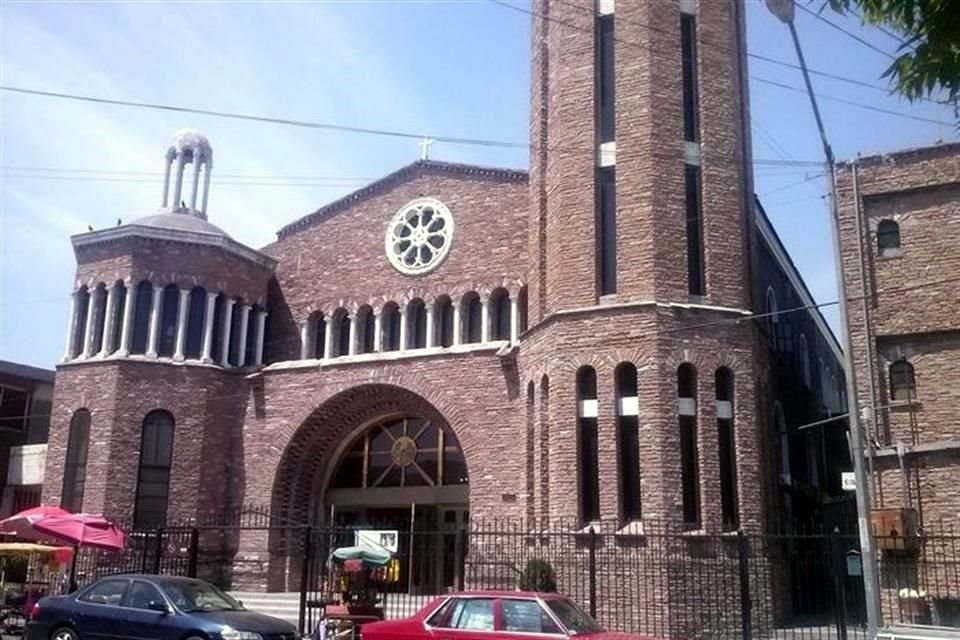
[527,0,755,324]
[161,129,214,220]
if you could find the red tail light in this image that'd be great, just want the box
[28,602,40,620]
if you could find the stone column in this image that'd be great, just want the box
[201,292,218,363]
[373,312,382,352]
[452,304,462,346]
[220,298,236,367]
[82,288,100,358]
[480,297,490,343]
[510,294,520,344]
[425,305,435,349]
[201,165,212,216]
[236,304,251,367]
[323,316,333,360]
[399,307,408,352]
[117,282,135,357]
[348,314,358,356]
[253,310,268,366]
[145,284,164,358]
[62,291,79,362]
[173,288,191,361]
[99,284,118,357]
[161,153,174,208]
[300,321,311,360]
[172,156,186,209]
[190,160,202,211]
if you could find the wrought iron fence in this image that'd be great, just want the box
[62,511,959,639]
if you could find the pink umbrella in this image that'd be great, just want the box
[32,513,125,552]
[0,505,72,543]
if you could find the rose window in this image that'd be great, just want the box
[385,197,454,275]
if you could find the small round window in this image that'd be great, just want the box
[385,197,454,275]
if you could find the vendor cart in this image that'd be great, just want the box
[311,546,399,640]
[0,543,73,637]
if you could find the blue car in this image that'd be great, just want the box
[26,574,299,640]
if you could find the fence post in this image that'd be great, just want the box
[831,527,849,640]
[188,528,199,578]
[588,526,597,619]
[298,527,313,636]
[153,527,164,574]
[738,531,752,640]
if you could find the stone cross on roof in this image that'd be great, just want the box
[418,137,435,161]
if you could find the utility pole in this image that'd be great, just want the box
[763,1,882,636]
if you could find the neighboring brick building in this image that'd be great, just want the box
[41,0,849,627]
[835,143,959,531]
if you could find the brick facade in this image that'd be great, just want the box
[41,0,852,630]
[835,143,960,528]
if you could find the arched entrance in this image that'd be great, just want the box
[271,384,470,594]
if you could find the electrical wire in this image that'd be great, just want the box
[794,2,896,60]
[536,0,943,104]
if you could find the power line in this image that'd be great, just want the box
[751,76,951,126]
[0,85,826,167]
[1,173,369,188]
[759,172,824,198]
[488,0,950,125]
[1,165,374,182]
[10,274,960,416]
[795,2,896,60]
[538,0,941,104]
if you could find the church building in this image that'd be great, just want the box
[44,0,848,599]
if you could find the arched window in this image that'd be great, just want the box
[108,281,126,355]
[61,409,91,513]
[877,220,901,256]
[130,281,154,355]
[518,286,529,335]
[526,381,536,526]
[158,284,180,358]
[382,303,401,352]
[615,363,640,522]
[134,410,174,528]
[889,359,916,401]
[90,283,108,355]
[434,296,454,348]
[356,306,375,354]
[462,292,482,344]
[71,287,90,358]
[244,304,260,365]
[184,287,206,359]
[227,298,245,366]
[490,288,510,341]
[331,308,350,357]
[799,333,811,388]
[210,293,226,363]
[715,368,738,530]
[330,417,468,489]
[775,402,790,485]
[576,366,600,523]
[677,363,700,529]
[539,375,550,525]
[407,299,427,349]
[313,312,327,358]
[765,287,779,344]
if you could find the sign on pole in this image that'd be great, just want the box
[842,471,856,492]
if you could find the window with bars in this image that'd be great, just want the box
[877,219,901,256]
[889,360,916,401]
[134,410,174,528]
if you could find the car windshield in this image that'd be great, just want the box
[158,579,243,613]
[545,598,605,635]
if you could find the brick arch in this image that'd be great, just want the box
[270,382,471,526]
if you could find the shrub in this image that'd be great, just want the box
[518,557,557,592]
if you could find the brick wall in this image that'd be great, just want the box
[835,142,960,528]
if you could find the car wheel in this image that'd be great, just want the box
[51,627,78,640]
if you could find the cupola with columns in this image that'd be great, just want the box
[61,130,276,370]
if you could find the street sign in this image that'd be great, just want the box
[842,471,856,491]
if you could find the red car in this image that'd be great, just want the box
[361,590,644,639]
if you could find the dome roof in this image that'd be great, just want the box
[128,212,231,238]
[171,128,212,153]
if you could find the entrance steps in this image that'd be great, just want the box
[230,591,437,627]
[231,592,301,627]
